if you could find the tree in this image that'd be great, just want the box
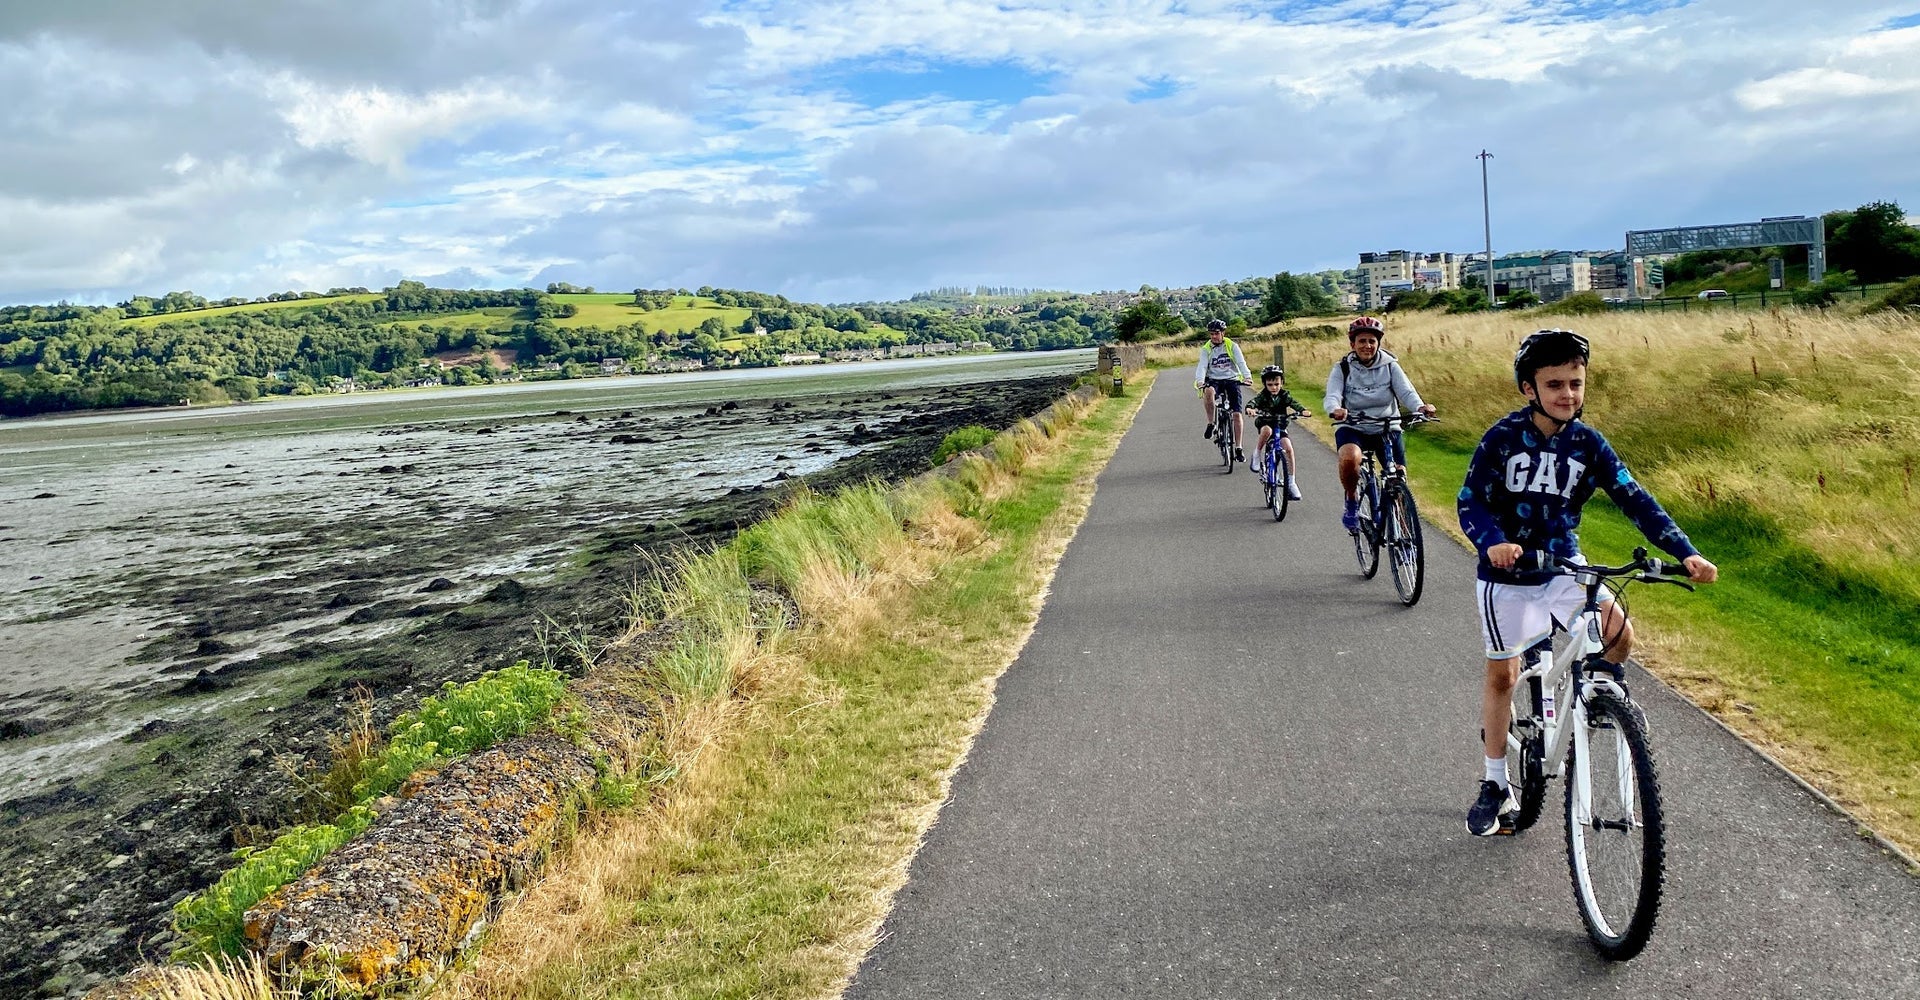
[1827,201,1920,284]
[1502,289,1541,310]
[1114,298,1181,342]
[1261,272,1333,323]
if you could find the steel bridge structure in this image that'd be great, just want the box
[1626,216,1826,284]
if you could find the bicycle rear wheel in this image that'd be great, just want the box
[1351,468,1380,578]
[1565,692,1665,961]
[1506,674,1547,832]
[1385,484,1425,605]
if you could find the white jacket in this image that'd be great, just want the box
[1194,339,1251,385]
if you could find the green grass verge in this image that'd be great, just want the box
[496,389,1140,999]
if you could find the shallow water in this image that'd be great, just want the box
[0,352,1091,800]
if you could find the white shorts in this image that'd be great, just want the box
[1475,576,1611,660]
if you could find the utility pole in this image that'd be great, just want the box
[1477,149,1496,308]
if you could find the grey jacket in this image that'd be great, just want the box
[1323,349,1425,429]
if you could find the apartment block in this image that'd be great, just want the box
[1355,250,1463,310]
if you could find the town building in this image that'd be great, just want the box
[1490,251,1593,303]
[1355,251,1464,310]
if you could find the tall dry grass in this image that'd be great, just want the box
[1162,308,1920,600]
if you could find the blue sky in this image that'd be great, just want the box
[2,0,1917,305]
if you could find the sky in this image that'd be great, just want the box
[3,0,1918,306]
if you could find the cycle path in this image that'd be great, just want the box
[845,370,1920,998]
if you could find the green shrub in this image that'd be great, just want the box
[933,425,996,464]
[172,662,569,957]
[353,662,570,801]
[1792,270,1857,308]
[172,806,376,959]
[1870,275,1920,313]
[1539,291,1608,316]
[1385,289,1432,312]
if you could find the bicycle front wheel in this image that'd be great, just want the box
[1271,449,1290,522]
[1352,470,1380,578]
[1565,692,1665,961]
[1385,484,1425,605]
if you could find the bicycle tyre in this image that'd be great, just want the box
[1506,675,1547,832]
[1385,484,1425,606]
[1565,692,1665,961]
[1274,448,1291,522]
[1218,418,1233,471]
[1352,468,1380,578]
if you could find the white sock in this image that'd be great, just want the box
[1484,756,1509,789]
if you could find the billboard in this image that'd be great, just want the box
[1414,268,1446,288]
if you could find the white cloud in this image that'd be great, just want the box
[272,77,553,172]
[3,0,1919,304]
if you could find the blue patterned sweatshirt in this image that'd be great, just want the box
[1456,409,1699,585]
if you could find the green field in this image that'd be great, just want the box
[549,293,753,333]
[107,292,755,336]
[120,293,382,327]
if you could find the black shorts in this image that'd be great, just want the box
[1205,378,1245,413]
[1254,416,1290,434]
[1334,425,1406,466]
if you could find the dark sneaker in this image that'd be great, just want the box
[1466,780,1517,837]
[1203,423,1214,440]
[1341,499,1361,532]
[1233,447,1245,465]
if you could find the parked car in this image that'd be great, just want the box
[1697,289,1730,300]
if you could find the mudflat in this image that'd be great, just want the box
[0,354,1087,997]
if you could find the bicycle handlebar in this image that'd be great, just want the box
[1519,547,1696,590]
[1332,412,1438,428]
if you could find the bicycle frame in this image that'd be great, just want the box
[1510,575,1634,818]
[1342,418,1411,539]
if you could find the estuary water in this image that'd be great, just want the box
[0,351,1092,800]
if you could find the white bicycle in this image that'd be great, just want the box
[1502,547,1695,961]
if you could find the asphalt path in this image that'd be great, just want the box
[845,370,1920,998]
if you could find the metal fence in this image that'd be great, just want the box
[1608,283,1892,311]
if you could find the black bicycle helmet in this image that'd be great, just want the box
[1206,318,1228,333]
[1513,328,1590,389]
[1260,364,1283,379]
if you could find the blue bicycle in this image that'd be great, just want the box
[1254,404,1309,522]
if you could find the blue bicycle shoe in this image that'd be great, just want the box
[1341,499,1361,532]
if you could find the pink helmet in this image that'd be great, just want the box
[1348,316,1384,339]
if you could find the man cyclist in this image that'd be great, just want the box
[1457,328,1717,836]
[1324,316,1435,531]
[1195,318,1253,467]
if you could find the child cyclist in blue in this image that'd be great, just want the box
[1457,329,1717,836]
[1248,364,1309,500]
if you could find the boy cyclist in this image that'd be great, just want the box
[1248,364,1309,500]
[1195,318,1253,466]
[1457,328,1717,836]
